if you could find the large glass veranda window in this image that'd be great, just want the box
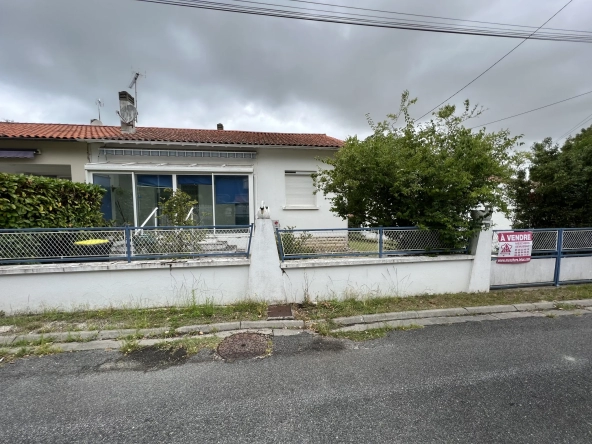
[214,175,250,225]
[177,175,213,226]
[136,175,172,227]
[93,173,135,225]
[93,173,250,226]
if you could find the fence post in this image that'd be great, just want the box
[246,223,254,258]
[378,226,384,258]
[124,226,132,263]
[553,229,563,287]
[275,228,285,261]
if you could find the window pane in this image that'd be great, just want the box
[177,175,213,226]
[285,172,316,207]
[214,176,249,225]
[136,175,172,188]
[93,174,134,225]
[136,174,172,226]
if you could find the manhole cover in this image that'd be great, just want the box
[217,333,269,360]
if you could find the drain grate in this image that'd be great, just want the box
[217,333,269,360]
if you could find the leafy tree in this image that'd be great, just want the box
[313,91,521,247]
[509,124,592,228]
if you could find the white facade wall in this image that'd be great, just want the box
[0,140,88,182]
[254,148,344,229]
[85,144,345,229]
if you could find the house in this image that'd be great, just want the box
[0,96,344,229]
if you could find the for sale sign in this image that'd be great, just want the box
[497,231,533,263]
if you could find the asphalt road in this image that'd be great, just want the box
[2,315,592,443]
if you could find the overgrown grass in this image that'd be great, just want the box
[120,338,140,355]
[64,332,99,343]
[1,299,267,334]
[553,302,580,310]
[329,324,423,341]
[12,335,55,347]
[155,336,221,356]
[0,344,63,363]
[295,285,592,321]
[34,344,62,356]
[2,285,591,337]
[0,348,11,359]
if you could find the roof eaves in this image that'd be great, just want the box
[76,138,341,149]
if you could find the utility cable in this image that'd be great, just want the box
[555,111,592,142]
[468,90,592,130]
[230,0,588,37]
[416,0,574,120]
[134,0,591,43]
[281,0,592,35]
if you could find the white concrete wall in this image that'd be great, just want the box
[560,256,592,282]
[281,256,475,303]
[0,260,249,314]
[490,258,556,286]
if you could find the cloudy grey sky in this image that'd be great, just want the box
[0,0,591,144]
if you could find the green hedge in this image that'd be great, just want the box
[0,173,106,228]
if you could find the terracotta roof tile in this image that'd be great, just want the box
[0,122,343,148]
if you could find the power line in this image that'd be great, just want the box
[134,0,592,43]
[232,0,588,37]
[416,0,574,121]
[282,0,592,35]
[555,111,592,142]
[468,90,592,129]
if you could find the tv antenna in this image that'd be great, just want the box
[95,99,104,121]
[128,71,145,123]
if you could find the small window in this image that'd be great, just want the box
[285,171,317,208]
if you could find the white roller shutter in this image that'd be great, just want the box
[285,172,316,207]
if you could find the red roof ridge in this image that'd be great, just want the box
[0,122,344,148]
[0,122,330,137]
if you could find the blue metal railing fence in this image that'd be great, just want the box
[275,227,468,260]
[0,224,253,265]
[491,227,592,288]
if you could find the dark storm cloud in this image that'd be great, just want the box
[0,0,591,144]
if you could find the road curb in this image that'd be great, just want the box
[1,328,310,354]
[331,299,592,326]
[2,299,592,353]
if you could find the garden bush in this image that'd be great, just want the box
[0,173,105,228]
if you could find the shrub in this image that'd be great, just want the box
[280,226,314,255]
[0,173,106,228]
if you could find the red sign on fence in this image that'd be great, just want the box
[497,231,533,263]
